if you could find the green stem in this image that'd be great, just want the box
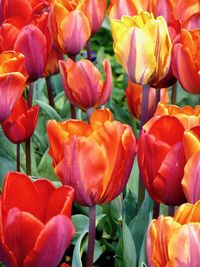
[86,108,93,123]
[25,139,31,175]
[131,116,137,138]
[86,40,92,61]
[70,104,76,119]
[86,206,96,267]
[171,82,177,104]
[46,76,55,108]
[153,201,160,219]
[168,206,175,217]
[16,144,20,172]
[28,82,34,108]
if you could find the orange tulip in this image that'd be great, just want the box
[138,115,187,205]
[50,0,91,56]
[59,58,112,110]
[172,29,200,94]
[147,200,200,267]
[0,171,75,267]
[0,51,28,122]
[47,109,136,206]
[111,11,172,87]
[44,45,63,77]
[0,13,51,81]
[125,81,169,120]
[2,96,39,144]
[181,126,200,203]
[155,102,200,129]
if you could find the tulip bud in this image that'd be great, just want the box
[59,58,112,110]
[2,96,39,144]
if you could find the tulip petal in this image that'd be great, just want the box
[2,172,41,219]
[99,59,112,106]
[182,152,200,203]
[4,208,43,266]
[168,223,200,266]
[0,73,26,122]
[23,215,75,267]
[46,186,74,221]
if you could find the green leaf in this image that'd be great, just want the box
[123,222,137,267]
[123,190,138,225]
[72,215,89,244]
[36,100,62,121]
[37,149,58,180]
[110,195,123,223]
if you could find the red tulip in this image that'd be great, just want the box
[2,96,39,144]
[172,29,200,94]
[47,109,136,206]
[138,115,187,205]
[59,58,112,110]
[0,51,28,122]
[0,172,75,267]
[0,13,51,81]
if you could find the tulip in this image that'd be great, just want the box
[172,29,200,94]
[155,102,200,129]
[125,81,169,120]
[59,58,112,111]
[147,200,200,267]
[47,109,136,206]
[108,0,149,20]
[0,51,28,122]
[181,126,200,203]
[2,96,39,144]
[138,115,187,205]
[44,45,63,77]
[78,0,107,35]
[50,1,91,56]
[111,11,172,87]
[0,171,75,267]
[0,13,51,81]
[2,0,49,21]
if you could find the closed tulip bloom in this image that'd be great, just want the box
[181,126,200,203]
[111,11,172,87]
[47,109,136,206]
[155,102,200,129]
[0,13,51,81]
[78,0,107,34]
[50,1,91,56]
[0,51,28,122]
[147,200,200,267]
[125,80,169,119]
[138,115,187,205]
[59,58,112,110]
[2,96,39,144]
[0,171,75,267]
[172,29,200,94]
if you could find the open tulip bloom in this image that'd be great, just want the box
[0,172,75,267]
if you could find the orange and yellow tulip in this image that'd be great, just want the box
[111,11,172,87]
[50,0,91,56]
[59,58,112,111]
[0,171,75,267]
[172,29,200,94]
[0,51,28,122]
[155,102,200,129]
[125,81,169,120]
[47,109,136,206]
[147,200,200,267]
[2,96,39,144]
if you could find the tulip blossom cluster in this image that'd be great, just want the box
[147,200,200,266]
